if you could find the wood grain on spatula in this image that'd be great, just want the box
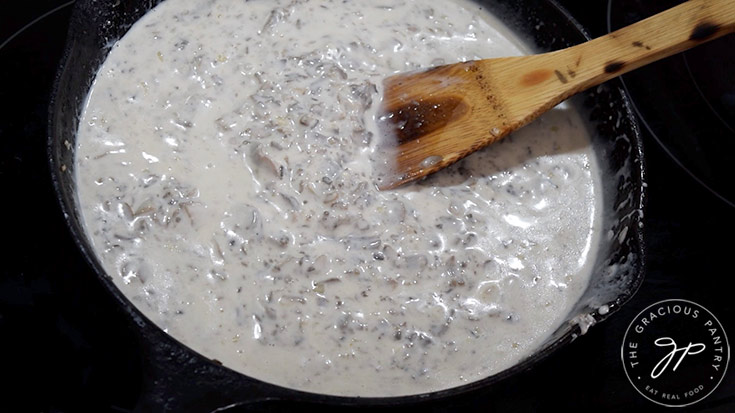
[376,0,735,189]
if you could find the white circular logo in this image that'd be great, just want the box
[621,299,730,407]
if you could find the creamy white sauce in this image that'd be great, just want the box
[75,0,603,397]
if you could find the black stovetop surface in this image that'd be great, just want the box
[1,1,733,411]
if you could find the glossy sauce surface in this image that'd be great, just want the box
[75,0,602,396]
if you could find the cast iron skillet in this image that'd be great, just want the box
[48,0,646,411]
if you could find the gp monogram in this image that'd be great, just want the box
[621,299,729,407]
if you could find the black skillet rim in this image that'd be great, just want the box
[47,0,647,407]
[605,0,734,209]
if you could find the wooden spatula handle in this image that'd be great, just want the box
[378,0,735,188]
[559,0,735,95]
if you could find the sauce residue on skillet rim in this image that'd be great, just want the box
[74,0,603,396]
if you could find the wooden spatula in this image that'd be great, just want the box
[376,0,735,189]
